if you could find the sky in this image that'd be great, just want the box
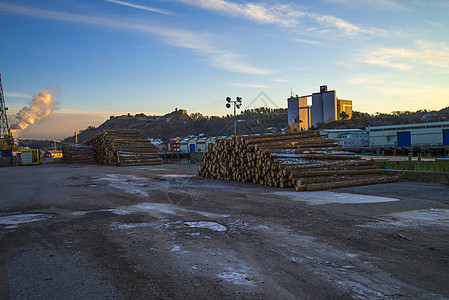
[1,0,449,140]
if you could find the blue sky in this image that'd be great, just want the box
[1,0,448,139]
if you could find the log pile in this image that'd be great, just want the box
[62,144,96,164]
[198,131,398,191]
[85,129,162,166]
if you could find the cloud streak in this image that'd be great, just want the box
[105,0,173,15]
[356,40,449,71]
[230,82,271,89]
[0,2,272,75]
[310,13,386,37]
[174,0,297,27]
[175,0,386,38]
[347,75,449,110]
[5,92,31,98]
[326,0,403,11]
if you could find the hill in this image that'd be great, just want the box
[62,108,289,143]
[61,106,449,144]
[315,107,449,129]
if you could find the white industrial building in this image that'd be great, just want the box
[368,121,449,147]
[319,129,369,148]
[312,86,338,127]
[288,85,352,129]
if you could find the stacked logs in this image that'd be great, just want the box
[85,129,162,166]
[62,144,96,164]
[198,131,398,191]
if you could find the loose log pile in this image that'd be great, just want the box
[62,144,96,164]
[198,131,398,191]
[85,129,162,166]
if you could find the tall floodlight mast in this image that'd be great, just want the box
[226,96,242,135]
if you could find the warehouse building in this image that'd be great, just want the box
[318,129,369,148]
[179,137,221,153]
[368,121,449,147]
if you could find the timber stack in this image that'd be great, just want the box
[62,144,96,164]
[198,131,398,191]
[85,129,162,166]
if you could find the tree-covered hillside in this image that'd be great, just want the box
[61,106,449,143]
[62,108,288,143]
[315,107,449,129]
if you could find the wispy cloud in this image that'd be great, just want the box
[230,82,271,89]
[0,2,272,75]
[105,0,173,15]
[425,20,444,28]
[326,0,403,11]
[174,0,298,27]
[5,92,30,98]
[356,40,449,72]
[310,13,386,37]
[414,0,449,9]
[175,0,386,38]
[346,75,449,111]
[292,38,322,45]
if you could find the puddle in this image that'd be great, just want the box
[360,209,449,229]
[171,246,181,252]
[96,174,150,197]
[110,222,150,230]
[0,213,53,229]
[184,221,227,232]
[111,203,178,216]
[275,191,399,205]
[391,208,449,223]
[73,202,229,220]
[160,175,195,178]
[165,220,228,232]
[218,267,256,286]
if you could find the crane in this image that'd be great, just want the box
[0,73,15,158]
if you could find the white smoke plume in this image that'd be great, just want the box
[11,86,59,130]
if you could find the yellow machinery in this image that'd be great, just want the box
[20,149,40,166]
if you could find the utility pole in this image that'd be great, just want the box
[225,97,242,136]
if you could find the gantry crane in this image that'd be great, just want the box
[0,73,15,157]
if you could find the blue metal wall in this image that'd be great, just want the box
[397,132,411,146]
[443,129,449,145]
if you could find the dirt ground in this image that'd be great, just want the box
[1,160,448,299]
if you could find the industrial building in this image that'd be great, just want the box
[367,121,449,147]
[318,129,369,148]
[288,85,353,129]
[287,96,311,130]
[178,137,220,153]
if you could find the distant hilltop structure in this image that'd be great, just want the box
[288,85,353,130]
[174,108,188,116]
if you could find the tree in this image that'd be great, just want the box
[189,112,204,120]
[339,111,349,120]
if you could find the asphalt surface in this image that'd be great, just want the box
[1,161,448,299]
